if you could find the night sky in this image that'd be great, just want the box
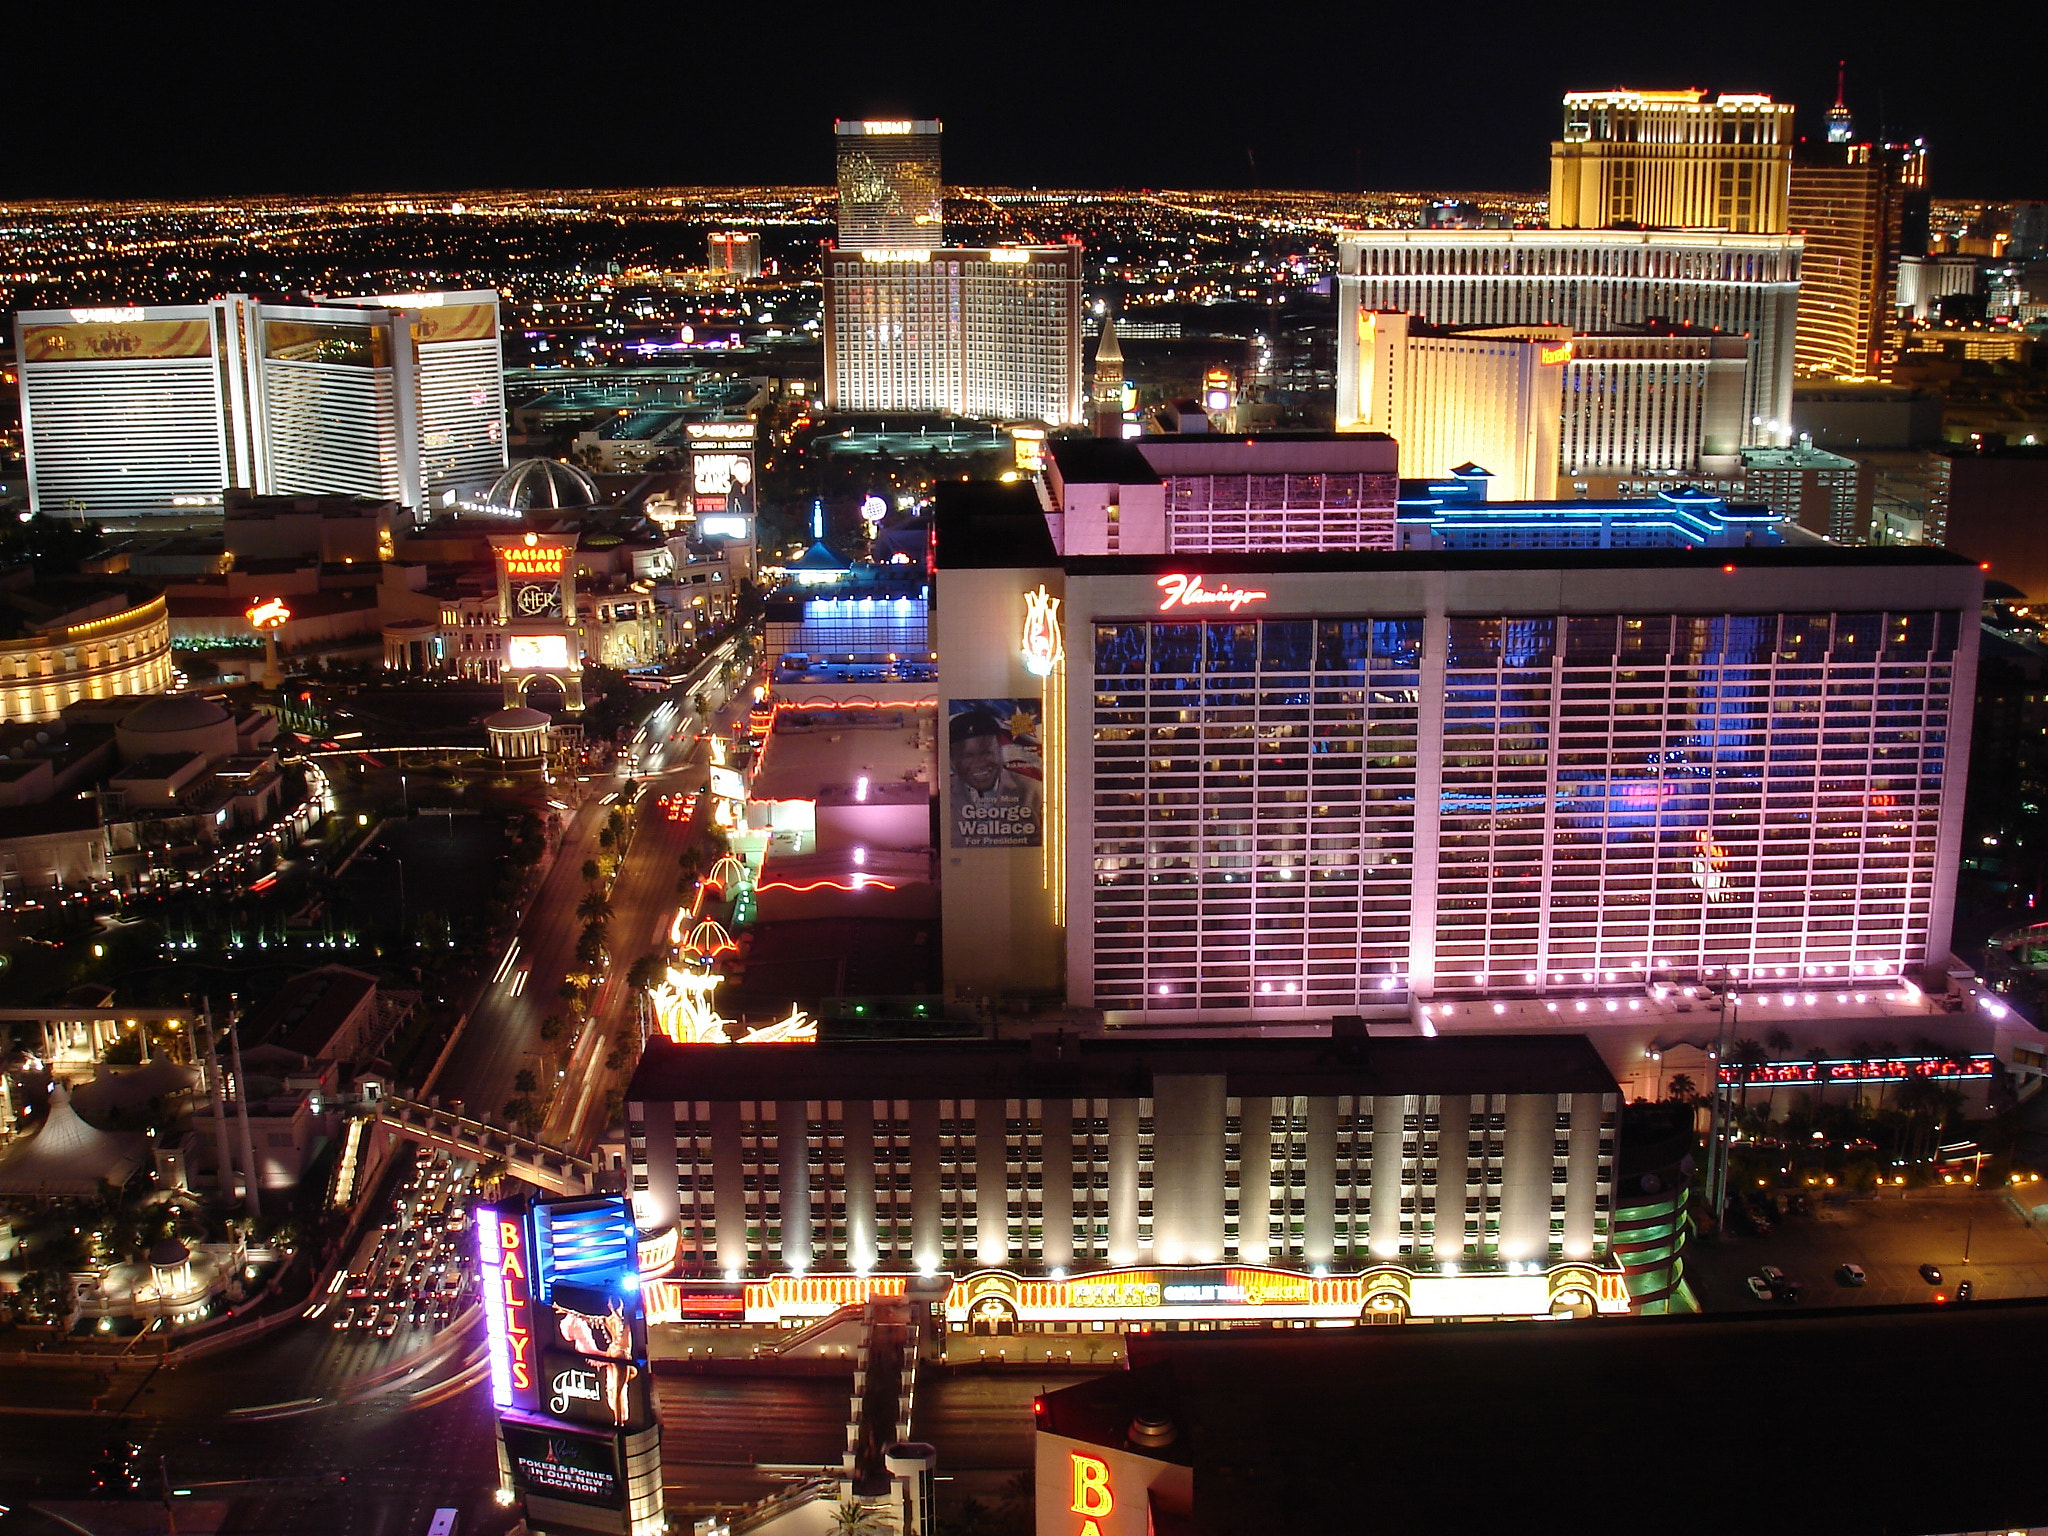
[14,1,2042,200]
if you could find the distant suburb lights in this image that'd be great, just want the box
[1155,574,1270,612]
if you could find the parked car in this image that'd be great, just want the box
[1759,1265,1788,1288]
[1919,1263,1944,1285]
[1956,1280,1974,1302]
[1746,1275,1774,1301]
[1836,1263,1868,1286]
[1774,1279,1804,1303]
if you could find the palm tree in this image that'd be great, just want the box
[1730,1038,1769,1120]
[1666,1073,1697,1105]
[577,890,614,925]
[581,858,601,884]
[626,952,666,995]
[827,1501,896,1536]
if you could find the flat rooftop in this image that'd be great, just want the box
[1040,1303,2048,1535]
[625,1031,1618,1105]
[749,707,932,805]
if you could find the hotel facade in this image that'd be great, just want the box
[1335,230,1802,468]
[625,1033,1629,1324]
[16,292,507,520]
[933,489,1980,1022]
[823,247,1085,425]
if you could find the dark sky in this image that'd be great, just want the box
[13,0,2042,201]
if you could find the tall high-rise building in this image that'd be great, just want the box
[1826,62,1854,145]
[16,292,506,520]
[1091,311,1124,439]
[834,119,943,252]
[706,230,762,278]
[1549,89,1794,235]
[934,482,1982,1017]
[823,247,1083,424]
[1790,71,1927,380]
[1337,230,1801,456]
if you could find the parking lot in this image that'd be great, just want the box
[1687,1186,2048,1310]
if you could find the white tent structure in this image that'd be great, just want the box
[0,1082,145,1199]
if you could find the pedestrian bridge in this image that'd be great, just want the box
[372,1094,598,1194]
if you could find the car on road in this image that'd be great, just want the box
[1746,1275,1774,1301]
[1920,1264,1944,1285]
[1774,1279,1804,1303]
[344,1273,370,1300]
[1957,1280,1974,1302]
[352,1306,376,1331]
[331,1305,356,1332]
[1836,1263,1867,1286]
[1759,1265,1788,1289]
[373,1310,399,1338]
[410,1298,429,1328]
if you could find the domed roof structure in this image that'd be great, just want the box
[485,458,601,513]
[121,693,230,735]
[484,707,552,731]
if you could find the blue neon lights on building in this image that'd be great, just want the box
[1397,465,1785,552]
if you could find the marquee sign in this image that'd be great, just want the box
[1021,585,1064,677]
[1718,1054,1997,1086]
[1070,1455,1114,1536]
[1155,574,1269,613]
[502,545,570,577]
[478,1205,540,1412]
[1539,341,1574,366]
[245,597,291,630]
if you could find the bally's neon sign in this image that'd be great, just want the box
[1022,585,1064,677]
[1156,573,1269,612]
[478,1208,538,1411]
[1071,1454,1114,1536]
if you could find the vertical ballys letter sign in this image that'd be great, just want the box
[478,1205,540,1412]
[1071,1453,1113,1536]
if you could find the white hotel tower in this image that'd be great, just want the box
[17,292,506,520]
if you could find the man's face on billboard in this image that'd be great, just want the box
[953,728,1004,792]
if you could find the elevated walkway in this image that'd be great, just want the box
[371,1094,597,1194]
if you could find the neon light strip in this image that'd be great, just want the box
[476,1204,512,1409]
[754,877,901,894]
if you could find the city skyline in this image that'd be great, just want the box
[8,3,2043,200]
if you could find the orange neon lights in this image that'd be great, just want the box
[1538,341,1574,366]
[245,597,291,629]
[500,546,569,577]
[1071,1454,1113,1535]
[1156,573,1268,613]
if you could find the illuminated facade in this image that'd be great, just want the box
[1550,89,1794,234]
[933,487,1982,1018]
[834,119,944,252]
[17,293,506,519]
[491,532,586,712]
[1559,331,1752,481]
[1336,312,1568,499]
[823,247,1085,424]
[706,230,762,278]
[1790,137,1923,379]
[0,591,173,724]
[625,1033,1622,1281]
[1335,230,1801,453]
[1343,228,1794,454]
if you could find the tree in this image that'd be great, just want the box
[581,859,601,884]
[539,1012,567,1043]
[576,925,609,967]
[828,1500,896,1536]
[513,1069,537,1095]
[1665,1073,1697,1104]
[577,890,614,926]
[1730,1038,1769,1119]
[626,952,666,995]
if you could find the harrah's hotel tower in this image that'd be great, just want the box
[934,469,1980,1023]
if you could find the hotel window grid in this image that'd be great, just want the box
[1164,473,1399,553]
[1086,609,1961,1009]
[628,1080,1617,1276]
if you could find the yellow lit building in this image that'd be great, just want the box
[1550,89,1793,235]
[1337,311,1569,499]
[0,588,173,725]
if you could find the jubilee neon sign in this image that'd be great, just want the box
[1022,584,1064,677]
[1156,573,1269,612]
[245,597,291,630]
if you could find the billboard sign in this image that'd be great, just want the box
[477,1205,540,1412]
[948,699,1043,848]
[507,634,573,672]
[503,1422,624,1510]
